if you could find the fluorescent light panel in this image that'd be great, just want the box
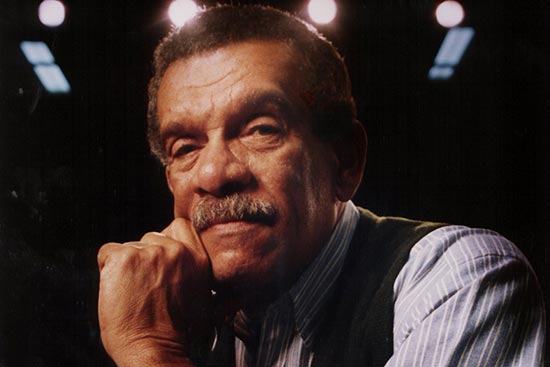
[20,41,55,65]
[33,64,71,93]
[428,65,455,80]
[434,27,475,66]
[21,40,71,94]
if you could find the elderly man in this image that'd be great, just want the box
[97,5,545,367]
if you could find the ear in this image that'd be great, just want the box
[332,120,367,202]
[165,164,175,194]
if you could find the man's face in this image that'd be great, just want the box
[156,41,343,297]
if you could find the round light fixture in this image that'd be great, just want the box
[38,0,66,27]
[436,1,465,28]
[308,0,337,25]
[168,0,199,27]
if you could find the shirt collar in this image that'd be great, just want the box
[233,201,359,349]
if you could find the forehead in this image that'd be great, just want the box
[156,41,305,120]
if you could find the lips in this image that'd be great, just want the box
[205,220,266,235]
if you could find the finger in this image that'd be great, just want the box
[98,242,149,279]
[138,231,206,271]
[97,242,123,271]
[140,231,169,244]
[163,218,203,253]
[163,218,213,290]
[139,232,194,258]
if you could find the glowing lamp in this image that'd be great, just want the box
[168,0,199,27]
[308,0,337,25]
[38,0,65,27]
[436,1,465,28]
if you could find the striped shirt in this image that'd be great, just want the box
[233,203,545,366]
[234,201,359,366]
[388,225,545,366]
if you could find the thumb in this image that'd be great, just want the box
[163,218,214,294]
[162,218,203,252]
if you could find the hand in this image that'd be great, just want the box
[97,218,213,367]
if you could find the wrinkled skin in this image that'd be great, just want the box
[97,219,212,366]
[97,41,366,366]
[160,41,346,299]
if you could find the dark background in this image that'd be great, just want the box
[0,0,548,365]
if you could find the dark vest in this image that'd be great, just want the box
[207,208,444,367]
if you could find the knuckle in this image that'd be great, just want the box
[141,231,194,261]
[140,231,165,243]
[101,244,142,270]
[142,243,167,261]
[116,248,136,264]
[97,242,119,267]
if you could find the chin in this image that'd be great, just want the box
[199,222,296,298]
[208,244,293,303]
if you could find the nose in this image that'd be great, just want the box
[194,140,252,197]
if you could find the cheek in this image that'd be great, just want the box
[168,171,194,218]
[253,147,321,222]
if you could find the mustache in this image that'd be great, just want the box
[192,194,278,232]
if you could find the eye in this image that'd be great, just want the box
[241,117,286,149]
[172,144,197,157]
[249,124,282,136]
[169,139,199,160]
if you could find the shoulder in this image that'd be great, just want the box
[391,225,544,357]
[353,207,446,259]
[400,226,528,284]
[395,225,532,295]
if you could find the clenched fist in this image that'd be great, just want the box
[97,218,213,367]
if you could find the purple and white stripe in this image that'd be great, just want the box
[234,206,545,367]
[235,201,359,367]
[388,226,545,367]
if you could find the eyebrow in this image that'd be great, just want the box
[160,123,193,147]
[240,91,292,114]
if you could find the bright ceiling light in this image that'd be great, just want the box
[20,41,55,65]
[38,0,66,27]
[434,27,475,66]
[168,0,199,27]
[428,27,474,81]
[436,1,465,28]
[308,0,337,25]
[428,65,454,80]
[20,40,71,94]
[34,64,71,93]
